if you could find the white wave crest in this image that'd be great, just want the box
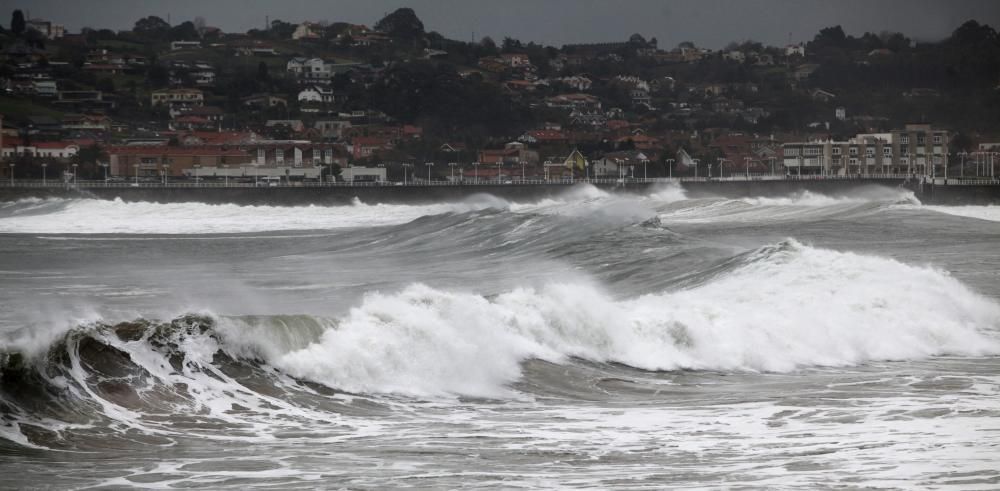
[274,241,1000,397]
[915,205,1000,223]
[0,197,483,234]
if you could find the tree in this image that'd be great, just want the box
[133,16,170,38]
[374,8,425,44]
[96,78,115,93]
[169,21,199,41]
[256,61,269,81]
[72,144,108,179]
[146,64,169,88]
[11,9,24,36]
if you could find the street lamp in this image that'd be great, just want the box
[692,158,700,178]
[133,164,139,185]
[448,162,458,182]
[41,163,48,186]
[473,162,481,183]
[666,158,675,179]
[402,163,412,185]
[223,164,229,187]
[8,164,13,186]
[959,151,968,179]
[253,163,260,186]
[520,161,526,182]
[744,156,752,179]
[100,163,108,185]
[163,164,169,185]
[716,158,728,178]
[194,164,201,186]
[495,161,502,183]
[425,162,434,183]
[72,163,79,185]
[641,159,649,181]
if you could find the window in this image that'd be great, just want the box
[900,135,909,144]
[783,147,800,156]
[883,147,892,156]
[900,145,909,156]
[849,158,858,165]
[140,157,157,164]
[933,135,942,144]
[865,148,875,157]
[917,135,925,145]
[804,147,820,156]
[276,149,284,163]
[832,147,842,155]
[849,147,858,156]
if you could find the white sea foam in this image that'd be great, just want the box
[915,205,1000,223]
[0,197,483,234]
[274,240,1000,397]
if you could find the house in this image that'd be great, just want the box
[26,18,65,39]
[55,90,116,111]
[265,120,306,132]
[292,22,322,40]
[351,136,393,159]
[1,140,80,159]
[793,64,820,81]
[314,120,352,139]
[785,44,805,57]
[33,80,58,97]
[554,76,592,91]
[545,93,602,111]
[591,150,649,177]
[151,88,204,107]
[170,40,202,51]
[519,129,568,145]
[62,114,112,131]
[500,53,531,67]
[242,93,287,108]
[298,86,335,104]
[810,88,837,102]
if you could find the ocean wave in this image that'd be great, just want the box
[5,240,996,407]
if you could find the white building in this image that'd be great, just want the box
[342,166,386,182]
[298,86,334,103]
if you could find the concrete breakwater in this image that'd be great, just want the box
[0,178,995,205]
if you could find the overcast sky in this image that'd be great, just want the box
[3,0,998,49]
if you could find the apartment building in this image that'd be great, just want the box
[782,124,949,175]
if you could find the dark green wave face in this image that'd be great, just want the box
[1,184,999,489]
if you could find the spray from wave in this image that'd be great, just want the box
[5,240,996,407]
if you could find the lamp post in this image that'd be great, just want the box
[744,156,752,179]
[223,164,229,187]
[641,159,649,181]
[425,162,434,183]
[42,163,48,186]
[194,164,201,186]
[162,164,169,185]
[496,162,502,183]
[666,158,675,179]
[72,163,79,185]
[133,164,139,185]
[520,161,526,182]
[473,162,480,183]
[402,163,412,185]
[8,164,13,186]
[769,157,775,176]
[543,160,552,181]
[693,158,700,179]
[448,162,457,182]
[717,158,728,179]
[253,163,260,186]
[959,151,967,179]
[100,163,108,185]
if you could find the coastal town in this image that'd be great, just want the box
[1,8,1000,186]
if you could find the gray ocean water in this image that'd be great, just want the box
[1,184,998,489]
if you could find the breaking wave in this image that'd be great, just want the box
[3,240,997,442]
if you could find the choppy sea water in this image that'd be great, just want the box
[1,184,999,489]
